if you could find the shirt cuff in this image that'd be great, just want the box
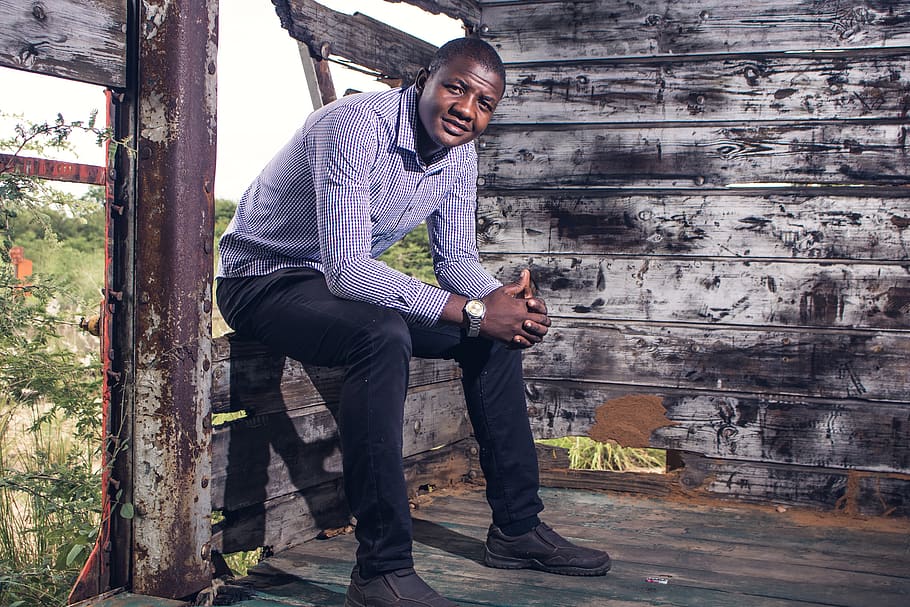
[409,281,453,327]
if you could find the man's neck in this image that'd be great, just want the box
[415,117,446,165]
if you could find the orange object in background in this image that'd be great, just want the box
[9,245,33,282]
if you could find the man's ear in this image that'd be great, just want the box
[415,68,429,94]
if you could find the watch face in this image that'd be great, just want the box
[466,299,485,317]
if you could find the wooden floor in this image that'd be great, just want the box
[235,486,910,607]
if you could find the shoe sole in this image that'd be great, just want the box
[482,546,612,577]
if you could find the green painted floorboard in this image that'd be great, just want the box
[229,487,910,607]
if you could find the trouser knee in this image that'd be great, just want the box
[345,307,413,368]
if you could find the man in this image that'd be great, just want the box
[217,38,610,607]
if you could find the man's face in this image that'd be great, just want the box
[416,55,504,149]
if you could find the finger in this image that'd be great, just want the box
[523,319,549,337]
[526,297,549,316]
[519,326,543,343]
[525,312,551,327]
[516,269,534,299]
[510,334,535,349]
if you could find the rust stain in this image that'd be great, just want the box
[589,394,676,448]
[834,470,861,516]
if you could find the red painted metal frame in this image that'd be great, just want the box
[0,153,106,185]
[68,89,117,605]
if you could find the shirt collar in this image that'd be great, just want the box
[397,85,450,171]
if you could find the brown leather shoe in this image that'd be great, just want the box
[344,567,457,607]
[483,522,612,576]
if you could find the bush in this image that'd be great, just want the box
[0,115,106,607]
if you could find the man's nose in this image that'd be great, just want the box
[450,98,474,122]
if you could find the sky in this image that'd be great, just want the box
[0,0,463,200]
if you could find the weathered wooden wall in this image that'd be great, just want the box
[210,336,472,554]
[0,0,126,86]
[476,0,910,513]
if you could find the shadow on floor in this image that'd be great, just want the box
[412,517,485,565]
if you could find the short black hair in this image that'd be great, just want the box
[428,38,506,92]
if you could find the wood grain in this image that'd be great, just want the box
[211,334,461,415]
[476,193,910,260]
[211,381,470,511]
[521,320,910,402]
[213,441,474,554]
[485,254,910,329]
[277,0,437,83]
[524,380,910,473]
[495,53,910,124]
[479,0,910,62]
[679,452,910,516]
[477,122,910,190]
[250,486,910,606]
[386,0,481,26]
[0,0,126,86]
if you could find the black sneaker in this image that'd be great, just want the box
[344,567,457,607]
[483,522,612,576]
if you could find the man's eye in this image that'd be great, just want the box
[446,84,463,93]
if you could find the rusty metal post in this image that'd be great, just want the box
[128,0,218,598]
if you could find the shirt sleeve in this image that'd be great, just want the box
[427,147,502,299]
[308,106,451,326]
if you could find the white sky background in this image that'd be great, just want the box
[0,0,464,200]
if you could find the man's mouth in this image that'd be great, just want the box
[442,118,469,135]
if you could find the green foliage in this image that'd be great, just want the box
[0,275,102,607]
[538,437,666,473]
[215,197,237,242]
[379,224,437,285]
[7,188,105,306]
[0,115,106,607]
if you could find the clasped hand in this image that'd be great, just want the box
[481,269,550,349]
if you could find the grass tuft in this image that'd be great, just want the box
[538,436,666,472]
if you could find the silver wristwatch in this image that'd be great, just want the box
[463,299,486,338]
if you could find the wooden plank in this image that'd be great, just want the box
[524,380,910,473]
[276,0,437,84]
[213,476,349,555]
[213,440,474,554]
[477,122,910,190]
[386,0,481,26]
[416,488,910,571]
[679,453,910,516]
[0,0,126,86]
[859,473,910,517]
[211,334,461,415]
[476,193,910,260]
[69,591,188,607]
[251,487,910,607]
[534,444,673,495]
[521,320,910,402]
[496,52,910,124]
[485,254,910,329]
[479,0,910,63]
[211,380,470,511]
[409,496,910,605]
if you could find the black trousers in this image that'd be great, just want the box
[217,268,544,577]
